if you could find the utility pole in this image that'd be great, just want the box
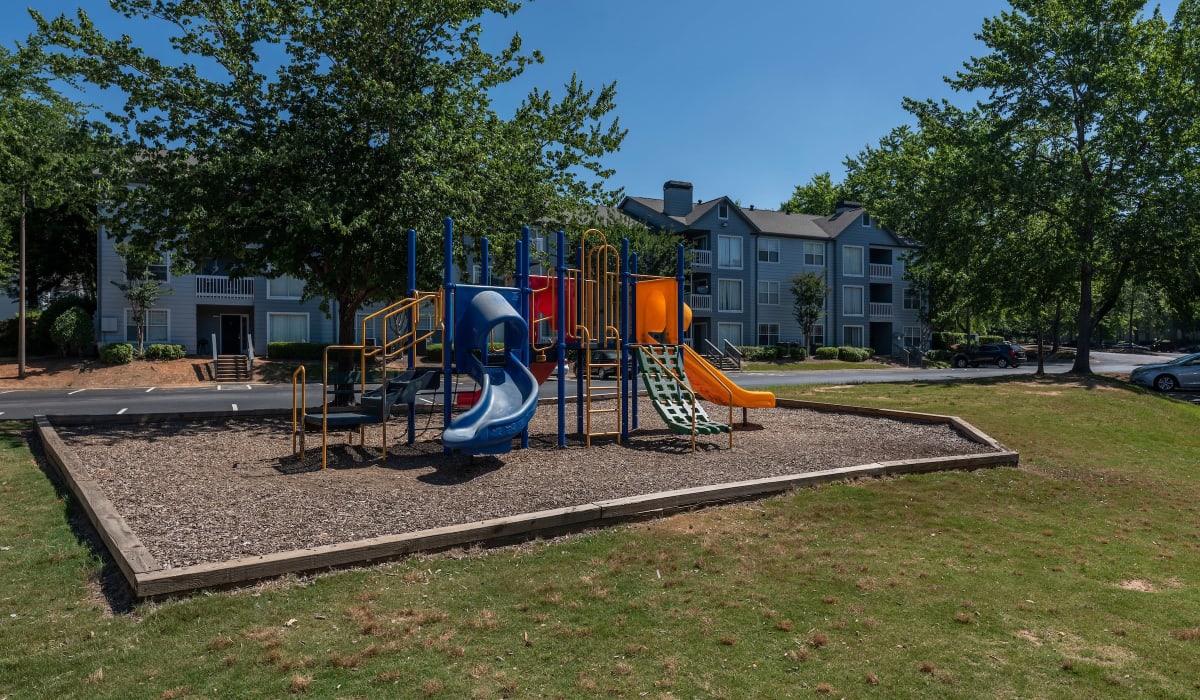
[18,188,27,380]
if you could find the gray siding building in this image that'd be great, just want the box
[619,181,924,355]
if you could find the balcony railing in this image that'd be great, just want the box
[868,302,893,318]
[196,275,254,299]
[686,293,712,312]
[689,249,712,267]
[869,263,893,279]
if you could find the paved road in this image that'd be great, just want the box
[0,351,1180,421]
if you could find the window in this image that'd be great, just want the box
[844,325,864,347]
[757,238,779,263]
[268,312,309,343]
[718,235,742,269]
[757,280,779,305]
[532,236,547,253]
[803,242,825,267]
[267,275,305,300]
[145,251,169,282]
[809,323,824,349]
[355,312,382,346]
[904,326,923,348]
[843,286,864,316]
[717,322,742,348]
[470,264,481,284]
[718,203,729,219]
[125,309,169,344]
[758,323,780,346]
[843,246,864,276]
[718,279,743,313]
[862,212,872,227]
[903,287,921,311]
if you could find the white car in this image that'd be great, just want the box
[1130,353,1200,392]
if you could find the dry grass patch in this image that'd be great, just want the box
[1170,628,1200,641]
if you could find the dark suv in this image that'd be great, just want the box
[573,349,620,379]
[951,342,1026,369]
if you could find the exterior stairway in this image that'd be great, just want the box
[214,354,250,382]
[703,353,740,371]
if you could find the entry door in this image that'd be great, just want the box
[220,315,243,354]
[692,321,709,350]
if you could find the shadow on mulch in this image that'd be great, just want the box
[23,427,137,615]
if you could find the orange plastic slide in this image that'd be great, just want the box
[633,278,775,409]
[680,344,776,408]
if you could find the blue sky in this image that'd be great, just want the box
[2,1,1182,210]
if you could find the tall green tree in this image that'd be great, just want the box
[779,172,849,216]
[789,272,827,354]
[849,0,1200,373]
[36,0,626,342]
[4,203,97,301]
[0,43,109,375]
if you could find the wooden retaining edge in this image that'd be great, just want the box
[35,400,1019,598]
[33,416,161,582]
[593,451,1019,521]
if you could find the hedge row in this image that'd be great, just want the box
[100,343,136,365]
[738,345,807,361]
[267,341,328,361]
[144,343,186,361]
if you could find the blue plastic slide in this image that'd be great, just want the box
[442,290,539,455]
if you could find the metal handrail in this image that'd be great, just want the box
[634,344,732,452]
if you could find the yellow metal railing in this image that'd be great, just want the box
[291,364,307,456]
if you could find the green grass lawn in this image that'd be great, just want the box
[3,376,1199,697]
[743,359,898,372]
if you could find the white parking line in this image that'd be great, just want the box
[232,403,239,411]
[117,408,128,415]
[145,387,156,393]
[67,389,86,395]
[0,390,14,395]
[246,384,252,390]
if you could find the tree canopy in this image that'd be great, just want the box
[845,0,1200,372]
[35,0,626,340]
[779,172,849,216]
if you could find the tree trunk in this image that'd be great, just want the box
[1071,261,1093,374]
[18,190,27,380]
[331,301,360,407]
[1035,309,1046,377]
[1050,299,1062,353]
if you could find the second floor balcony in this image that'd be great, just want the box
[196,275,254,300]
[689,248,712,268]
[868,302,893,318]
[869,263,893,279]
[686,294,712,313]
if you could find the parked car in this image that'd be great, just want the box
[1111,341,1151,352]
[951,342,1027,369]
[573,349,620,379]
[1129,352,1200,392]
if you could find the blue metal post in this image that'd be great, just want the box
[518,226,531,449]
[442,217,454,455]
[630,252,639,432]
[481,236,490,286]
[676,243,685,345]
[407,227,418,445]
[619,237,630,443]
[576,242,584,437]
[555,229,567,448]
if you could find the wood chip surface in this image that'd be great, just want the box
[57,399,997,569]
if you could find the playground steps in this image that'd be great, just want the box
[214,354,250,382]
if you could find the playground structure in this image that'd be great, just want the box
[291,218,776,467]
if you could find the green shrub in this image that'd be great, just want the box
[100,342,136,365]
[931,332,966,350]
[837,346,871,362]
[33,294,95,355]
[979,335,1004,345]
[790,345,807,361]
[739,345,781,361]
[424,343,442,362]
[50,307,94,357]
[925,349,952,362]
[267,341,328,361]
[143,343,186,361]
[814,346,839,360]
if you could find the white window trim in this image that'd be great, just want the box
[843,324,865,347]
[717,322,743,347]
[810,323,825,347]
[267,312,310,343]
[903,287,920,311]
[124,308,170,344]
[266,275,304,300]
[803,241,825,267]
[757,280,779,306]
[717,235,743,270]
[757,237,779,263]
[717,278,743,313]
[903,326,923,348]
[843,285,864,316]
[843,245,864,277]
[718,202,730,220]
